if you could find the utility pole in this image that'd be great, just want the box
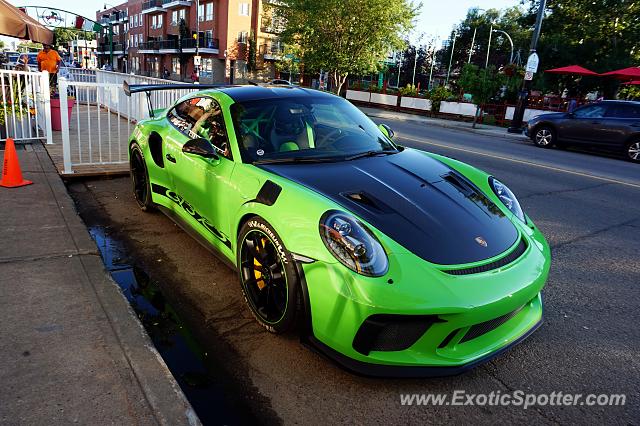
[428,36,437,90]
[508,0,547,133]
[412,48,419,86]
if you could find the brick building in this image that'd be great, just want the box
[95,0,283,83]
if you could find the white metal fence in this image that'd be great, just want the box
[0,68,52,144]
[58,71,202,174]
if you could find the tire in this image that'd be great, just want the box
[533,125,556,148]
[237,216,300,334]
[129,143,154,211]
[625,140,640,163]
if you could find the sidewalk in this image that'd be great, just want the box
[359,106,529,141]
[0,143,198,425]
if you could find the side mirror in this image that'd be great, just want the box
[379,123,395,139]
[182,138,219,159]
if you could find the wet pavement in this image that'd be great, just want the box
[88,226,245,425]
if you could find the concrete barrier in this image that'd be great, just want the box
[400,97,432,111]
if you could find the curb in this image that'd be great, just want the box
[32,143,201,426]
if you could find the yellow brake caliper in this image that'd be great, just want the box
[254,238,268,290]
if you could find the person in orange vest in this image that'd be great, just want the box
[37,44,62,89]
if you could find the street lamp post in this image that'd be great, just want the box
[412,48,419,86]
[508,0,547,133]
[492,29,514,64]
[445,32,457,86]
[467,8,485,64]
[428,36,438,90]
[195,0,200,80]
[485,23,493,68]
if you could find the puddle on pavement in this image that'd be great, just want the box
[89,226,239,425]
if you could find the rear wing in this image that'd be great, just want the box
[122,81,227,118]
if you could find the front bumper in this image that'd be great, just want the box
[300,230,550,377]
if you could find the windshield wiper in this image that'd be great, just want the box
[344,149,398,161]
[253,156,339,165]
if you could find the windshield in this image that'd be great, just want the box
[230,95,397,163]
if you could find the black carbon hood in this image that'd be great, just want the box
[258,149,519,265]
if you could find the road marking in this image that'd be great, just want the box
[398,135,640,190]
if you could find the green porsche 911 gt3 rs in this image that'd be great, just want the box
[124,82,551,377]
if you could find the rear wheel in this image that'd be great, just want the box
[130,144,154,211]
[625,140,640,163]
[237,217,299,333]
[533,126,556,148]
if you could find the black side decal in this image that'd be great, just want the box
[151,184,232,248]
[255,180,282,206]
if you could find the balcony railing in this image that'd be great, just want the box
[139,41,160,51]
[142,0,163,12]
[180,38,219,50]
[162,0,192,5]
[260,43,284,58]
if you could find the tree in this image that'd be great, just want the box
[0,40,4,50]
[54,27,95,47]
[458,64,504,128]
[274,0,419,95]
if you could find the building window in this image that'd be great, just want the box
[198,3,204,21]
[135,34,139,47]
[201,57,213,78]
[237,31,248,44]
[172,10,185,25]
[133,14,138,27]
[205,3,213,21]
[138,13,142,27]
[172,57,180,75]
[205,30,213,45]
[239,3,249,16]
[158,14,163,28]
[152,15,157,28]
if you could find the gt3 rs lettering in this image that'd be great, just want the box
[151,184,231,248]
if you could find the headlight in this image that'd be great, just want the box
[489,177,526,223]
[319,211,388,277]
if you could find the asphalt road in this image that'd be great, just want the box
[67,119,640,425]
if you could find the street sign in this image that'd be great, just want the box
[526,53,539,73]
[524,71,534,81]
[194,56,201,66]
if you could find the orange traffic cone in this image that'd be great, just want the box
[1,138,33,188]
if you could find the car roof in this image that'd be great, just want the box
[214,85,337,102]
[596,100,640,106]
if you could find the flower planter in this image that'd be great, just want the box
[50,98,75,131]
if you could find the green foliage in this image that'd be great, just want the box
[399,84,418,97]
[0,40,4,49]
[617,85,640,101]
[17,41,42,52]
[247,31,257,72]
[274,0,419,94]
[458,64,504,105]
[429,85,453,112]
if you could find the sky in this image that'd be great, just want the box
[413,0,520,44]
[3,0,521,47]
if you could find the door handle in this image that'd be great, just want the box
[165,153,176,163]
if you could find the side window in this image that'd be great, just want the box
[573,105,606,118]
[168,97,232,159]
[605,104,640,118]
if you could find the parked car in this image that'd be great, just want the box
[124,82,551,376]
[526,100,640,162]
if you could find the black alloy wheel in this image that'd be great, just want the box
[238,217,299,333]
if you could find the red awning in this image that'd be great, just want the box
[621,80,640,85]
[545,65,598,76]
[600,67,640,80]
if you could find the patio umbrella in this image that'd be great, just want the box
[544,65,599,76]
[0,0,53,45]
[600,67,640,80]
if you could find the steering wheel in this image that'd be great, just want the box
[315,128,343,149]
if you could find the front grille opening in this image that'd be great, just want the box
[459,305,525,344]
[443,238,527,276]
[352,314,443,356]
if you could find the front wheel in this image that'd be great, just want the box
[625,140,640,163]
[533,126,556,148]
[237,217,299,333]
